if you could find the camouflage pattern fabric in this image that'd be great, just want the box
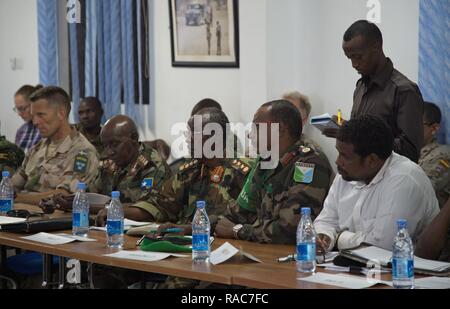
[0,135,25,180]
[226,141,334,244]
[11,128,99,193]
[89,143,171,203]
[419,140,450,208]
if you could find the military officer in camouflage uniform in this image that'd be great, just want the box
[89,115,171,215]
[215,100,333,244]
[419,102,449,208]
[74,97,105,156]
[0,135,25,180]
[96,108,252,228]
[12,86,99,206]
[94,108,252,289]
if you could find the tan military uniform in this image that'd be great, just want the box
[419,140,450,208]
[12,128,99,193]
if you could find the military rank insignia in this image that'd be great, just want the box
[210,166,225,183]
[141,177,154,190]
[294,162,315,184]
[73,152,88,174]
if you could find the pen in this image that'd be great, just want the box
[277,254,296,263]
[337,109,342,125]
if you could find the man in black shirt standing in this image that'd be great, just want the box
[324,20,423,163]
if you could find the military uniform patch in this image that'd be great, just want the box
[293,162,315,184]
[73,152,88,174]
[210,166,225,183]
[0,153,8,160]
[141,177,154,189]
[232,159,251,175]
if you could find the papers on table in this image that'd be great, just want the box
[298,272,391,289]
[90,219,158,233]
[310,113,340,132]
[0,216,27,225]
[22,232,96,245]
[348,245,450,273]
[210,242,262,265]
[414,277,450,289]
[317,251,339,264]
[104,250,188,262]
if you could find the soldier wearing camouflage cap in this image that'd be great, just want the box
[419,102,449,208]
[215,100,333,244]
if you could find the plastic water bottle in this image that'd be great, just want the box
[0,171,14,215]
[296,207,316,273]
[192,201,210,263]
[72,182,90,237]
[392,219,414,289]
[106,191,124,249]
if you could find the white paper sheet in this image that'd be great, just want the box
[351,246,450,272]
[123,219,154,227]
[210,242,262,265]
[0,216,27,225]
[104,250,188,262]
[414,277,450,289]
[54,233,97,242]
[22,233,77,245]
[298,272,384,289]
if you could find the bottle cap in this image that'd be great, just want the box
[77,182,86,190]
[196,201,206,209]
[301,207,311,216]
[397,219,407,229]
[111,191,120,199]
[2,171,10,178]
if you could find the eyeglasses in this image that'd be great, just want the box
[13,105,30,113]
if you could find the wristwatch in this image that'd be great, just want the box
[232,224,243,239]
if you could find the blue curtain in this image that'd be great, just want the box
[419,0,450,144]
[38,0,148,128]
[37,0,59,86]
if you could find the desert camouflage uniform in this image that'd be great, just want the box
[419,139,450,208]
[12,128,98,193]
[226,140,334,244]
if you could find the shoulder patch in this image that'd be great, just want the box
[141,177,154,189]
[231,159,251,175]
[73,151,88,174]
[179,159,199,173]
[293,162,315,184]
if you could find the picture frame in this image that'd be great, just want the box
[169,0,240,68]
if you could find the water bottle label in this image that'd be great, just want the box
[73,212,89,228]
[392,258,414,278]
[107,219,123,235]
[0,199,13,212]
[297,242,316,262]
[192,234,209,251]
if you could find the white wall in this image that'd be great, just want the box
[0,0,420,166]
[0,0,39,142]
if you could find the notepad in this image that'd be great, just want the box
[310,113,340,132]
[340,244,450,276]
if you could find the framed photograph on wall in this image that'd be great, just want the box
[169,0,239,68]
